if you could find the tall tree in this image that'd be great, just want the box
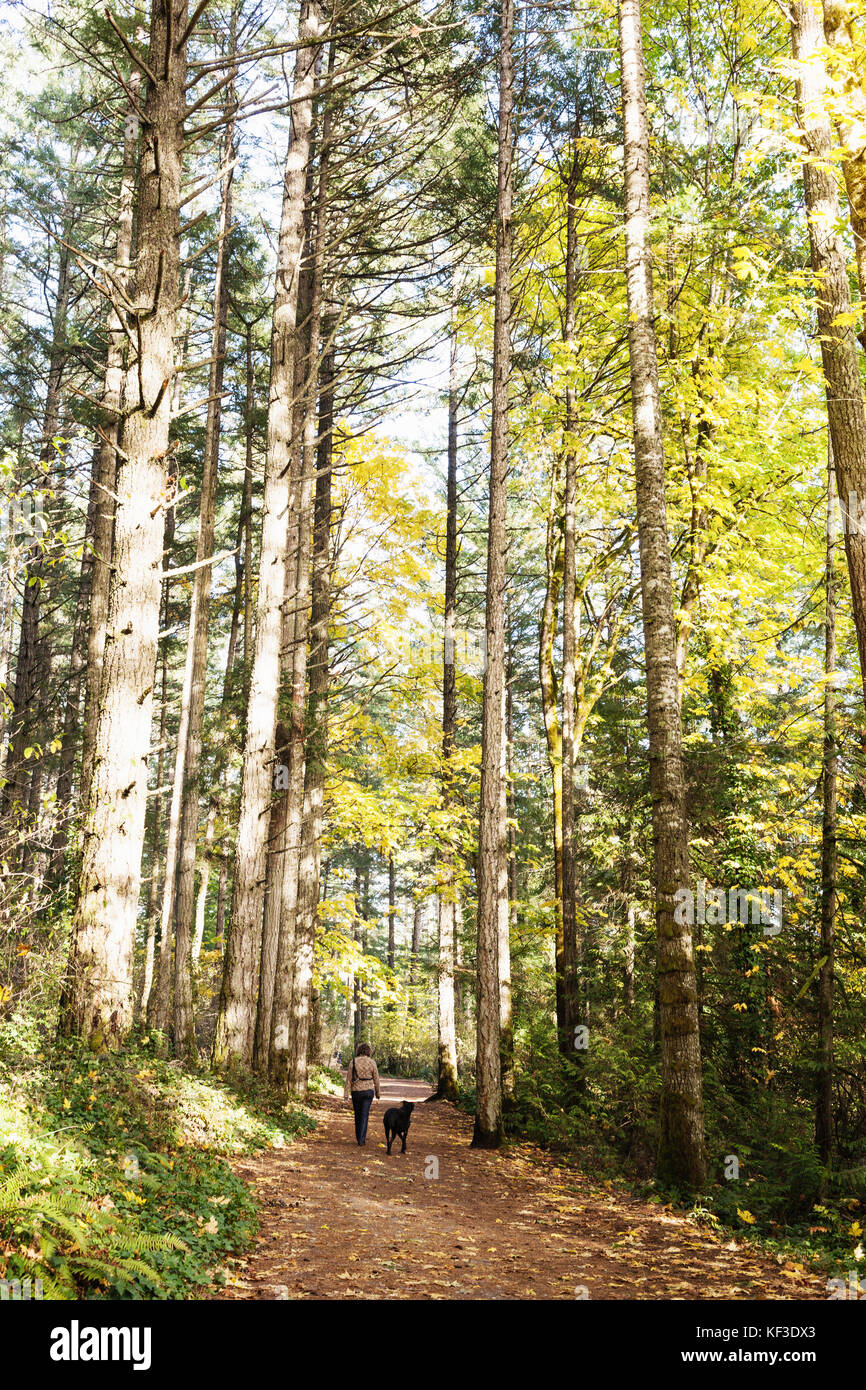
[171,11,239,1059]
[213,0,324,1069]
[280,95,332,1095]
[472,0,514,1150]
[617,0,706,1186]
[61,0,189,1049]
[821,0,866,310]
[285,329,334,1098]
[792,0,866,710]
[433,319,460,1102]
[539,460,565,1034]
[560,152,580,1059]
[79,77,141,815]
[272,46,332,1091]
[817,449,838,1164]
[387,850,396,972]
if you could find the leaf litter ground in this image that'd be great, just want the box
[215,1076,825,1301]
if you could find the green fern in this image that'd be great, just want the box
[0,1159,186,1298]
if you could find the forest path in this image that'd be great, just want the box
[217,1081,825,1300]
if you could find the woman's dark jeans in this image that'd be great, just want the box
[351,1089,374,1145]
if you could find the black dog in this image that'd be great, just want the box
[383,1100,415,1154]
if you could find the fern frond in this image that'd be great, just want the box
[71,1254,165,1287]
[105,1229,187,1254]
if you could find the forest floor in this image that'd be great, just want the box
[215,1076,828,1300]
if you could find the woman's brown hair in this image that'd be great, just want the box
[356,1042,372,1057]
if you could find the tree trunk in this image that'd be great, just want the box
[172,33,238,1060]
[138,587,171,1023]
[50,450,98,869]
[561,181,580,1056]
[61,1,187,1050]
[192,798,217,965]
[285,315,334,1099]
[624,903,636,1010]
[253,58,321,1082]
[539,467,565,1036]
[498,634,513,1100]
[472,0,513,1150]
[207,322,258,979]
[79,78,141,814]
[434,321,460,1101]
[0,537,14,790]
[792,0,866,708]
[223,316,257,684]
[621,813,638,1012]
[272,46,333,1091]
[388,850,396,972]
[821,0,866,315]
[252,423,303,1072]
[817,448,838,1164]
[149,336,188,1037]
[215,849,228,951]
[352,860,362,1047]
[146,462,178,1031]
[213,0,323,1070]
[309,986,321,1066]
[617,0,706,1186]
[409,896,423,1016]
[253,719,290,1072]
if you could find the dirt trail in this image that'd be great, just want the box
[217,1080,825,1301]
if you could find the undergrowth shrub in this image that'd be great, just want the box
[0,1039,315,1298]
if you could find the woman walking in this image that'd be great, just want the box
[345,1042,380,1145]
